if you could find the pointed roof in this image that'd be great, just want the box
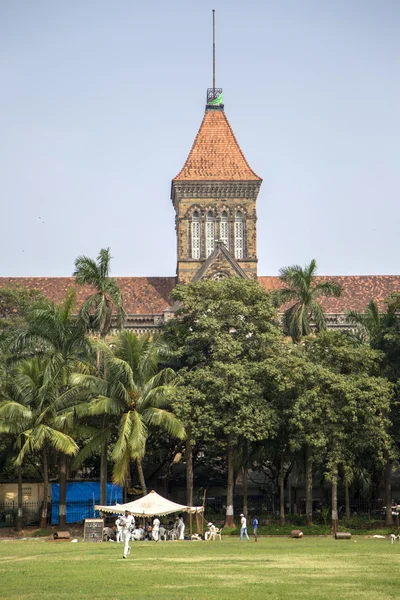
[191,241,249,282]
[173,109,261,181]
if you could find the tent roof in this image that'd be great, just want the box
[95,490,204,517]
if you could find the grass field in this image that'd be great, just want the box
[1,536,400,600]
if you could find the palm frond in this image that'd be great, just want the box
[141,408,186,440]
[72,427,110,469]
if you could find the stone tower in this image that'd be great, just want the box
[171,91,262,284]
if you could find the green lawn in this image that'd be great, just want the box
[1,536,400,600]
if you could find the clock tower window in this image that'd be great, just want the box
[235,211,244,259]
[220,211,229,250]
[206,210,215,257]
[191,211,201,259]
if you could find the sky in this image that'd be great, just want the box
[0,0,399,277]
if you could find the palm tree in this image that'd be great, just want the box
[0,358,79,528]
[13,290,91,527]
[73,248,125,504]
[74,332,186,495]
[277,259,342,343]
[73,248,125,339]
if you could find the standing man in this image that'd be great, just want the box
[240,513,249,541]
[115,516,122,543]
[152,516,160,542]
[252,516,259,542]
[121,510,134,559]
[178,515,185,540]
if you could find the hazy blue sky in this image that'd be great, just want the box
[1,1,399,277]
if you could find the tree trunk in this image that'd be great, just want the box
[305,445,313,525]
[100,440,108,505]
[59,453,67,528]
[345,481,350,520]
[225,436,235,528]
[331,470,338,535]
[384,451,393,526]
[185,437,193,507]
[243,465,248,517]
[17,466,23,531]
[280,453,285,527]
[137,457,147,495]
[40,446,49,529]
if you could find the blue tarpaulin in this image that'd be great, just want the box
[51,482,122,525]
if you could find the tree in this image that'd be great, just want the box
[73,248,125,504]
[0,286,45,343]
[11,290,91,527]
[347,295,400,524]
[73,333,185,494]
[164,278,283,527]
[292,331,393,533]
[277,259,342,343]
[0,358,79,528]
[73,248,125,338]
[276,259,342,523]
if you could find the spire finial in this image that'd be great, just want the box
[206,10,224,110]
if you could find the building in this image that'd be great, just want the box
[0,88,399,325]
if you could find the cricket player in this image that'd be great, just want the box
[121,510,134,558]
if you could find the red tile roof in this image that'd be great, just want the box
[0,275,399,316]
[173,109,261,181]
[0,277,176,315]
[258,276,400,312]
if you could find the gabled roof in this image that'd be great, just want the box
[1,275,399,316]
[173,109,261,181]
[191,241,249,282]
[0,277,175,315]
[258,275,400,313]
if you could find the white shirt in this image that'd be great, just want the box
[241,516,247,528]
[153,518,160,530]
[121,514,134,530]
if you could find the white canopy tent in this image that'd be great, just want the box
[95,490,204,517]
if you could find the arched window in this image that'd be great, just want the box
[206,210,215,257]
[220,211,229,249]
[191,211,200,259]
[235,211,244,259]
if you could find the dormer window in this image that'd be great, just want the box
[220,211,229,249]
[206,210,215,257]
[191,211,200,259]
[235,211,244,259]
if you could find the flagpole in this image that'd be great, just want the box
[212,9,216,97]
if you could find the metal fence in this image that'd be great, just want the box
[205,495,387,519]
[0,496,389,528]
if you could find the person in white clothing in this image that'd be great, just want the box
[121,511,134,558]
[178,516,185,540]
[115,516,122,543]
[240,513,249,541]
[152,516,160,542]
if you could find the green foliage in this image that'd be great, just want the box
[74,332,185,485]
[277,259,342,342]
[73,247,125,336]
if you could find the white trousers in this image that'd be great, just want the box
[122,529,131,556]
[179,524,185,540]
[152,527,159,541]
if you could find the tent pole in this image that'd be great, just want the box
[202,489,207,538]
